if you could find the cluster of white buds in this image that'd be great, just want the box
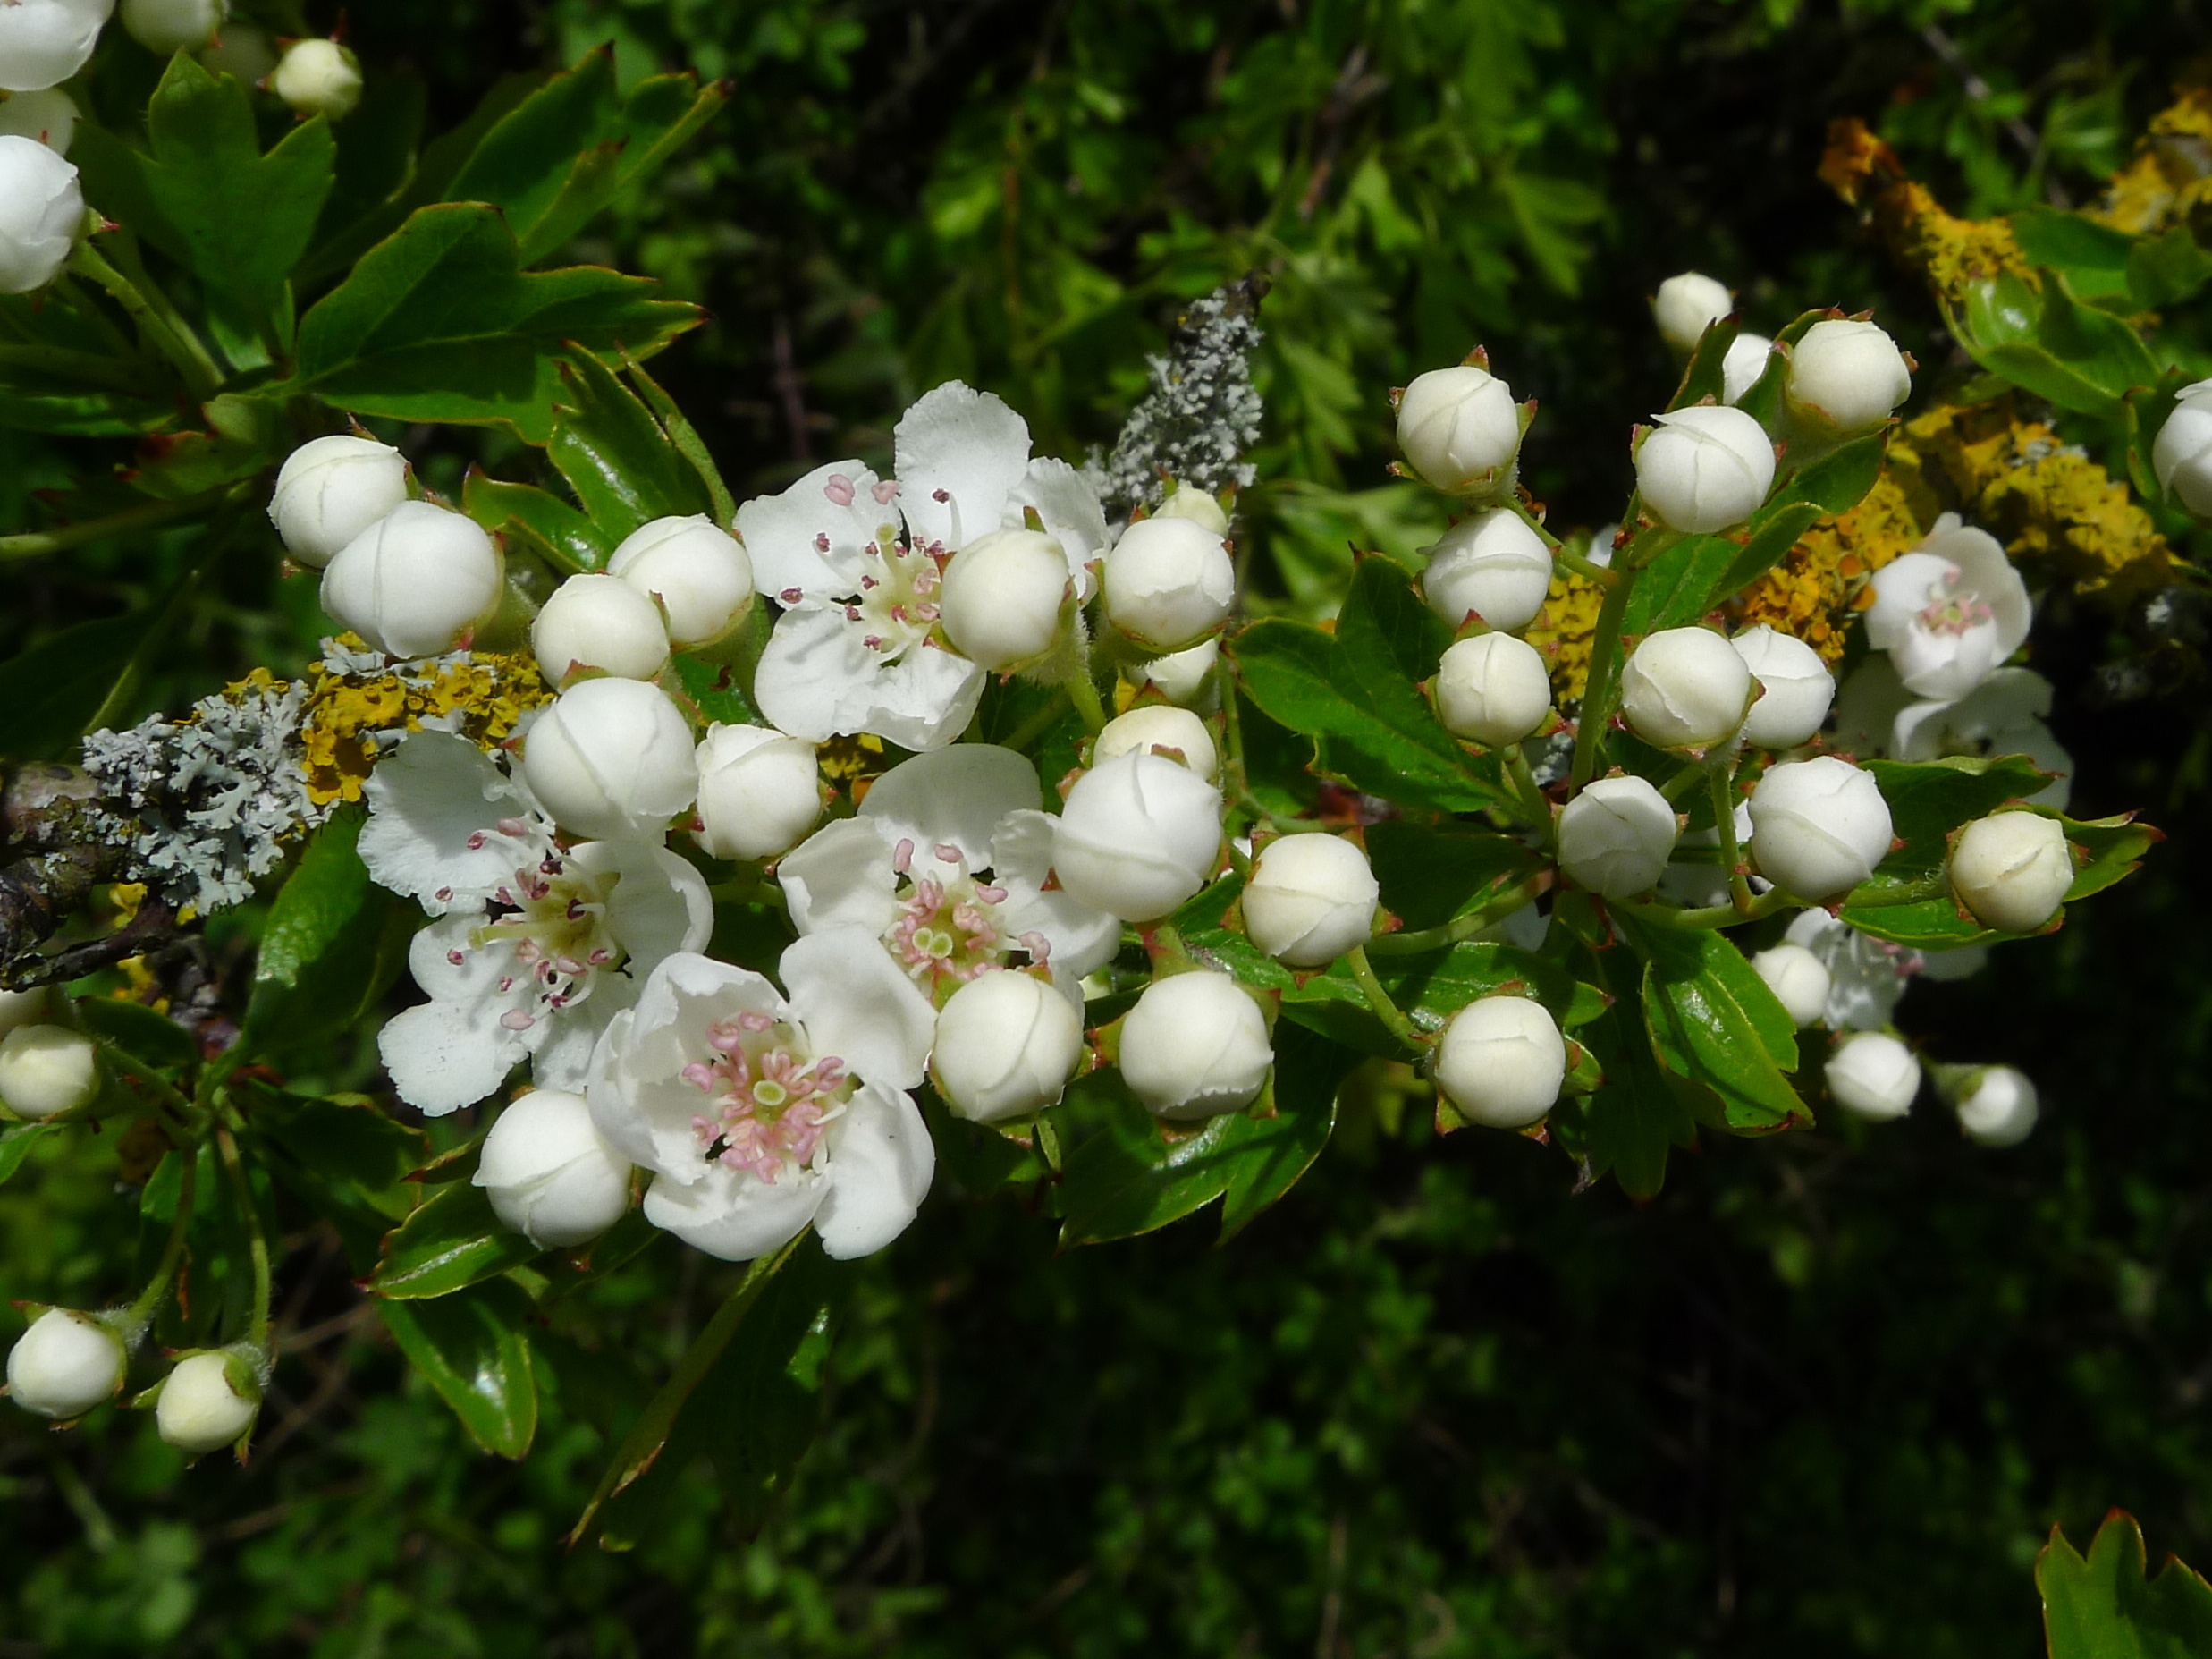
[1435,995,1565,1129]
[268,435,412,569]
[1420,509,1554,634]
[1118,970,1272,1121]
[319,500,502,660]
[1433,631,1551,747]
[537,515,755,684]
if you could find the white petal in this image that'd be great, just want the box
[570,840,713,967]
[734,461,892,600]
[991,809,1123,981]
[642,1164,826,1262]
[775,817,901,935]
[1862,552,1950,651]
[587,953,784,1179]
[1007,456,1111,597]
[531,971,639,1094]
[754,602,876,742]
[380,923,534,1115]
[841,641,984,753]
[359,732,549,915]
[894,382,1031,553]
[814,1082,933,1259]
[780,927,937,1090]
[860,744,1042,869]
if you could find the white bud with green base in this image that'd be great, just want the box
[1435,996,1565,1129]
[932,969,1084,1123]
[1825,1030,1919,1121]
[1118,969,1272,1121]
[1948,811,2073,934]
[154,1350,261,1455]
[6,1308,126,1420]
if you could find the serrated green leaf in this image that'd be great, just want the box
[1366,821,1543,931]
[547,350,710,536]
[1629,925,1803,1132]
[377,1279,539,1459]
[1667,313,1742,411]
[2039,1510,2212,1659]
[243,807,417,1058]
[461,470,612,575]
[372,1178,541,1299]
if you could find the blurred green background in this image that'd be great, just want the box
[5,0,2211,1652]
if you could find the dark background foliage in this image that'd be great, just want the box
[4,1,2209,1652]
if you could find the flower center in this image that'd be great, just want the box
[841,522,948,660]
[1915,564,1996,637]
[683,1011,852,1183]
[456,844,625,1030]
[883,837,1050,999]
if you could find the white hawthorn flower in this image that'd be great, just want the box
[1731,625,1835,749]
[1751,943,1829,1028]
[1619,626,1752,749]
[1051,749,1224,922]
[1434,631,1551,747]
[155,1351,259,1455]
[267,435,410,570]
[931,968,1084,1122]
[120,0,224,55]
[691,724,822,862]
[1652,272,1732,357]
[1891,665,2073,811]
[474,1088,633,1248]
[359,732,712,1115]
[1420,509,1554,634]
[0,87,76,151]
[1435,995,1565,1128]
[0,1024,97,1119]
[1825,1030,1920,1121]
[608,515,754,648]
[1129,638,1219,707]
[0,133,79,293]
[775,744,1119,1005]
[1095,705,1218,781]
[1242,833,1377,967]
[1634,405,1777,534]
[1949,811,2073,934]
[320,501,502,660]
[1102,514,1236,652]
[520,677,699,841]
[0,0,106,93]
[5,1308,124,1419]
[1118,969,1272,1121]
[1784,908,1926,1032]
[1954,1065,2039,1147]
[940,528,1073,670]
[1863,514,2030,702]
[739,381,1109,752]
[1785,318,1912,435]
[587,942,936,1262]
[531,572,671,688]
[1748,756,1893,901]
[1557,775,1678,899]
[1395,363,1524,492]
[1722,333,1774,404]
[271,38,360,120]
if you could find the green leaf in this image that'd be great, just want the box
[76,999,197,1071]
[377,1279,539,1459]
[546,351,709,537]
[310,71,428,254]
[294,203,700,442]
[1867,755,2053,869]
[251,1089,421,1200]
[1566,1003,1697,1200]
[2008,207,2135,301]
[0,556,208,757]
[1954,271,2157,420]
[2039,1511,2212,1659]
[242,806,417,1058]
[72,57,334,343]
[1366,822,1544,931]
[1228,556,1504,813]
[372,1178,541,1300]
[2128,227,2212,309]
[461,470,613,575]
[1667,313,1742,411]
[1629,925,1805,1133]
[0,1122,59,1188]
[2060,812,2161,902]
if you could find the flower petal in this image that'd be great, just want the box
[359,731,550,915]
[642,1163,826,1262]
[814,1082,933,1259]
[840,639,984,754]
[379,919,534,1115]
[532,970,639,1094]
[894,381,1031,553]
[754,601,877,742]
[859,744,1042,871]
[571,840,713,967]
[1007,456,1110,597]
[991,808,1122,982]
[587,952,784,1180]
[734,461,892,600]
[780,927,937,1090]
[775,817,900,936]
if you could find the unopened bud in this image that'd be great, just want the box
[6,1308,124,1419]
[1722,333,1774,404]
[156,1350,260,1454]
[0,88,77,152]
[1824,1030,1919,1121]
[531,573,671,688]
[1131,638,1218,707]
[474,1088,633,1248]
[1731,625,1835,749]
[1786,318,1912,436]
[1434,631,1552,747]
[0,133,80,293]
[0,0,105,93]
[1557,775,1677,899]
[1652,272,1732,357]
[1051,750,1223,922]
[520,678,699,840]
[0,986,48,1039]
[940,529,1069,671]
[320,501,502,660]
[932,969,1084,1122]
[1102,515,1235,652]
[271,38,361,120]
[121,0,226,55]
[693,723,822,861]
[1619,626,1751,749]
[1119,970,1272,1121]
[1751,943,1829,1028]
[1435,995,1565,1128]
[1153,482,1230,536]
[1095,705,1218,781]
[268,435,410,570]
[608,515,754,648]
[1420,509,1554,634]
[1634,406,1776,534]
[1748,756,1892,901]
[0,1024,97,1119]
[1954,1064,2038,1147]
[1396,363,1523,492]
[1242,833,1377,967]
[1948,810,2072,934]
[2154,386,2212,518]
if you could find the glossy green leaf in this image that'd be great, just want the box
[0,556,207,758]
[76,998,197,1071]
[1566,995,1697,1200]
[1365,821,1543,931]
[1869,755,2052,867]
[377,1279,540,1459]
[547,351,710,536]
[1954,271,2157,419]
[1629,926,1804,1132]
[0,1122,59,1188]
[2128,226,2212,309]
[294,203,700,442]
[2039,1510,2212,1659]
[2062,812,2161,901]
[462,470,613,574]
[243,807,417,1058]
[2008,207,2134,300]
[372,1178,541,1300]
[1667,313,1742,411]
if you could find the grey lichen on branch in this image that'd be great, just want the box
[1085,275,1268,521]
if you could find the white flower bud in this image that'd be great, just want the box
[320,501,502,660]
[473,1088,632,1248]
[1634,406,1777,534]
[1396,363,1524,492]
[1420,509,1554,634]
[197,20,274,82]
[1132,638,1218,706]
[6,1308,123,1419]
[0,133,79,293]
[608,514,753,648]
[531,573,671,688]
[156,1351,259,1454]
[1242,834,1377,967]
[1752,943,1830,1028]
[692,723,821,861]
[121,0,225,55]
[0,1024,97,1119]
[1118,970,1272,1121]
[0,0,106,93]
[1731,625,1835,749]
[1786,318,1912,436]
[521,677,699,840]
[1154,482,1230,535]
[931,969,1083,1123]
[1095,705,1217,781]
[1721,333,1773,404]
[0,88,76,152]
[1435,995,1565,1128]
[1557,775,1677,899]
[1620,626,1752,749]
[1434,631,1551,747]
[1954,1064,2038,1147]
[2154,391,2212,518]
[270,38,360,120]
[0,986,48,1038]
[267,434,409,569]
[1102,515,1235,651]
[1824,1030,1919,1121]
[1051,751,1222,922]
[939,529,1069,671]
[1948,810,2072,934]
[1652,272,1733,357]
[1749,756,1892,901]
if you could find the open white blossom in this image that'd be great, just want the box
[359,732,711,1115]
[775,745,1119,1008]
[1783,908,1927,1031]
[1864,514,2030,702]
[739,382,1110,751]
[588,943,937,1263]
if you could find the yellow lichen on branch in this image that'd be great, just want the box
[2088,80,2212,236]
[299,641,550,808]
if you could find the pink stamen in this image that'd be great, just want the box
[824,474,856,506]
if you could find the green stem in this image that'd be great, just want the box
[998,689,1072,755]
[1344,945,1422,1051]
[1368,873,1547,955]
[91,1036,198,1140]
[1505,497,1563,551]
[1569,565,1641,792]
[1504,748,1555,846]
[1555,543,1618,587]
[1707,761,1755,914]
[1616,885,1791,931]
[215,1123,273,1354]
[1065,663,1110,736]
[69,241,221,400]
[124,1148,198,1334]
[0,342,149,393]
[0,486,244,563]
[1848,872,1949,906]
